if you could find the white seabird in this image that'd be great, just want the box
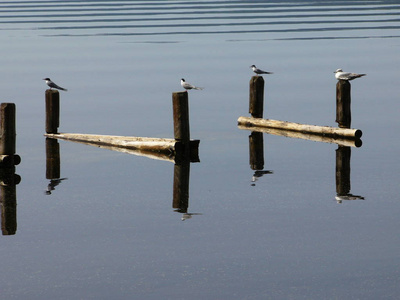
[250,65,273,75]
[181,78,203,90]
[43,78,68,91]
[334,69,366,81]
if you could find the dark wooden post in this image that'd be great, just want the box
[336,80,351,128]
[172,91,190,143]
[0,170,17,235]
[45,90,60,134]
[249,76,264,118]
[46,138,60,180]
[0,103,21,167]
[249,131,264,170]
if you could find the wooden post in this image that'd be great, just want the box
[0,103,16,155]
[249,131,264,170]
[172,91,190,143]
[45,89,60,134]
[249,76,264,118]
[336,80,351,128]
[0,168,17,235]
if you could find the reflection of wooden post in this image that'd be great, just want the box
[336,80,351,128]
[46,90,60,134]
[249,76,264,118]
[249,132,264,170]
[336,146,351,195]
[172,161,190,212]
[0,176,17,236]
[46,138,60,179]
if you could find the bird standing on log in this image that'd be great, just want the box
[334,69,366,81]
[43,78,68,91]
[181,78,203,91]
[250,65,273,76]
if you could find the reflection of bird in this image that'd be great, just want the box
[43,78,68,91]
[251,170,273,185]
[335,194,365,203]
[45,178,68,195]
[334,69,366,81]
[250,65,273,75]
[181,78,203,90]
[181,213,202,221]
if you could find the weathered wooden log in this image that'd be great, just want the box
[249,76,264,118]
[172,91,190,143]
[239,124,361,147]
[249,131,264,170]
[238,116,362,139]
[336,80,351,128]
[46,138,60,179]
[45,89,60,134]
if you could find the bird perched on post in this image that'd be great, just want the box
[43,78,68,91]
[180,78,203,91]
[250,65,273,75]
[334,69,366,81]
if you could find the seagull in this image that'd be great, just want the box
[181,78,203,91]
[250,65,273,75]
[43,78,68,91]
[334,69,366,81]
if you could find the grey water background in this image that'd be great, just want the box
[1,1,400,299]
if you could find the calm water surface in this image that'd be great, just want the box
[1,1,400,299]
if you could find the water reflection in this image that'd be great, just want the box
[0,167,20,236]
[45,138,68,195]
[335,146,364,203]
[248,132,273,186]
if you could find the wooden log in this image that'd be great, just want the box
[238,116,362,139]
[238,124,362,147]
[172,91,190,143]
[336,80,351,128]
[249,76,264,118]
[249,131,264,170]
[45,89,60,134]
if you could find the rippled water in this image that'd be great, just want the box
[1,1,400,299]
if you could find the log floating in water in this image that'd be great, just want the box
[44,133,199,160]
[238,116,362,139]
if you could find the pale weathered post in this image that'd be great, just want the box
[336,80,351,128]
[249,76,264,118]
[45,89,60,134]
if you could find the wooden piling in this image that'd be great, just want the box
[336,80,351,128]
[0,103,16,155]
[172,91,190,143]
[172,161,190,212]
[45,89,60,134]
[249,76,264,118]
[336,146,351,196]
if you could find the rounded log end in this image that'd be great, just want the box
[354,129,362,138]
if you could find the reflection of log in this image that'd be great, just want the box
[46,138,60,179]
[249,132,264,170]
[45,90,60,134]
[238,117,362,139]
[173,161,190,212]
[238,124,362,147]
[336,80,351,128]
[0,168,18,236]
[249,76,264,118]
[336,146,351,195]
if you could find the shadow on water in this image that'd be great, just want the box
[246,130,364,203]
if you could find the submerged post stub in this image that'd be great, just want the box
[249,76,264,118]
[45,89,60,134]
[336,80,351,128]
